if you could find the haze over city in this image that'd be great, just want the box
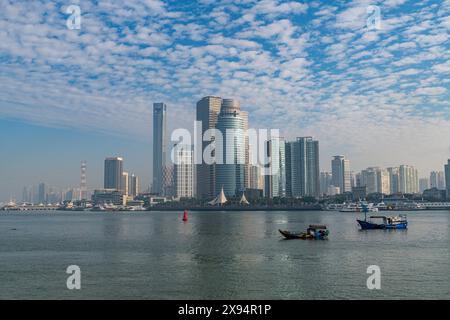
[1,0,449,201]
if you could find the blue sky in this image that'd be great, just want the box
[0,0,449,201]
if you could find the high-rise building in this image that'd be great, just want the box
[196,96,222,199]
[320,172,332,196]
[129,174,139,198]
[153,102,167,195]
[445,160,450,199]
[104,157,124,191]
[286,137,320,198]
[264,137,286,198]
[399,165,419,194]
[360,168,379,194]
[162,165,175,197]
[419,178,430,193]
[430,171,446,190]
[38,183,47,204]
[215,99,246,197]
[122,172,129,196]
[387,167,400,194]
[331,156,351,194]
[174,145,195,198]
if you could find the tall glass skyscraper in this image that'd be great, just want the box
[104,157,124,191]
[196,96,222,199]
[265,137,286,198]
[286,137,320,198]
[215,99,246,197]
[153,102,167,195]
[331,155,351,194]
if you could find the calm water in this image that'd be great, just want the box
[1,210,450,300]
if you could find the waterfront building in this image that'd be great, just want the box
[215,99,246,197]
[92,189,125,205]
[285,137,320,198]
[327,186,340,196]
[430,171,446,190]
[446,160,450,199]
[360,168,379,194]
[399,165,419,194]
[122,172,129,196]
[352,186,367,200]
[331,155,351,194]
[320,172,332,196]
[129,174,139,198]
[38,183,47,204]
[196,96,222,199]
[153,102,167,195]
[377,169,391,195]
[419,178,430,193]
[174,145,195,198]
[162,165,175,197]
[104,157,124,191]
[387,167,400,194]
[264,137,286,198]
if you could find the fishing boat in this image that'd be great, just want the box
[357,204,408,230]
[279,225,329,240]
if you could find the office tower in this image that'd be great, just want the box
[377,169,391,194]
[196,96,222,199]
[264,137,286,198]
[22,186,29,203]
[153,102,167,195]
[129,174,139,198]
[163,165,174,197]
[445,160,450,199]
[360,168,379,194]
[286,137,320,198]
[438,171,446,189]
[387,167,400,194]
[80,161,87,200]
[241,111,250,190]
[122,172,129,196]
[104,157,124,191]
[320,172,332,196]
[399,165,419,194]
[331,156,351,194]
[174,145,195,198]
[249,165,264,190]
[419,178,430,193]
[215,99,246,197]
[38,183,46,204]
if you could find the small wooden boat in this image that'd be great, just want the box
[279,225,329,240]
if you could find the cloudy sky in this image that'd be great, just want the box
[0,0,449,200]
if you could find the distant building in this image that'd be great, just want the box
[419,178,429,193]
[264,137,286,198]
[215,99,246,197]
[399,165,419,194]
[352,186,367,200]
[92,189,125,205]
[327,186,340,196]
[162,165,175,197]
[423,188,447,202]
[129,174,139,198]
[445,160,450,199]
[104,157,124,191]
[285,137,320,198]
[320,172,332,196]
[153,102,167,195]
[245,188,264,201]
[331,156,351,194]
[431,171,446,190]
[38,183,47,204]
[174,145,195,198]
[387,167,400,194]
[122,172,129,196]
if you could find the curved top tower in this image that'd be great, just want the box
[220,99,240,114]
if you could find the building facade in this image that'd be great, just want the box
[331,155,351,194]
[174,145,195,198]
[152,102,167,195]
[104,157,123,191]
[445,160,450,199]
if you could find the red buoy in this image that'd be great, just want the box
[182,210,188,222]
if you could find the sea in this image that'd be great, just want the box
[1,210,449,299]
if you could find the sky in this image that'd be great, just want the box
[0,0,449,201]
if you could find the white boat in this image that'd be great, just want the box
[340,202,378,213]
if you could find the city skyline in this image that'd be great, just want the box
[1,0,450,201]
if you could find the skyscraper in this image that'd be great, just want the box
[387,167,400,194]
[264,137,286,198]
[196,96,222,199]
[38,183,46,204]
[430,171,446,189]
[419,178,429,193]
[122,171,129,196]
[104,157,124,191]
[215,99,246,197]
[129,174,139,198]
[331,155,351,194]
[174,145,195,198]
[445,160,450,199]
[153,102,167,195]
[286,137,320,198]
[399,165,419,194]
[320,172,332,196]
